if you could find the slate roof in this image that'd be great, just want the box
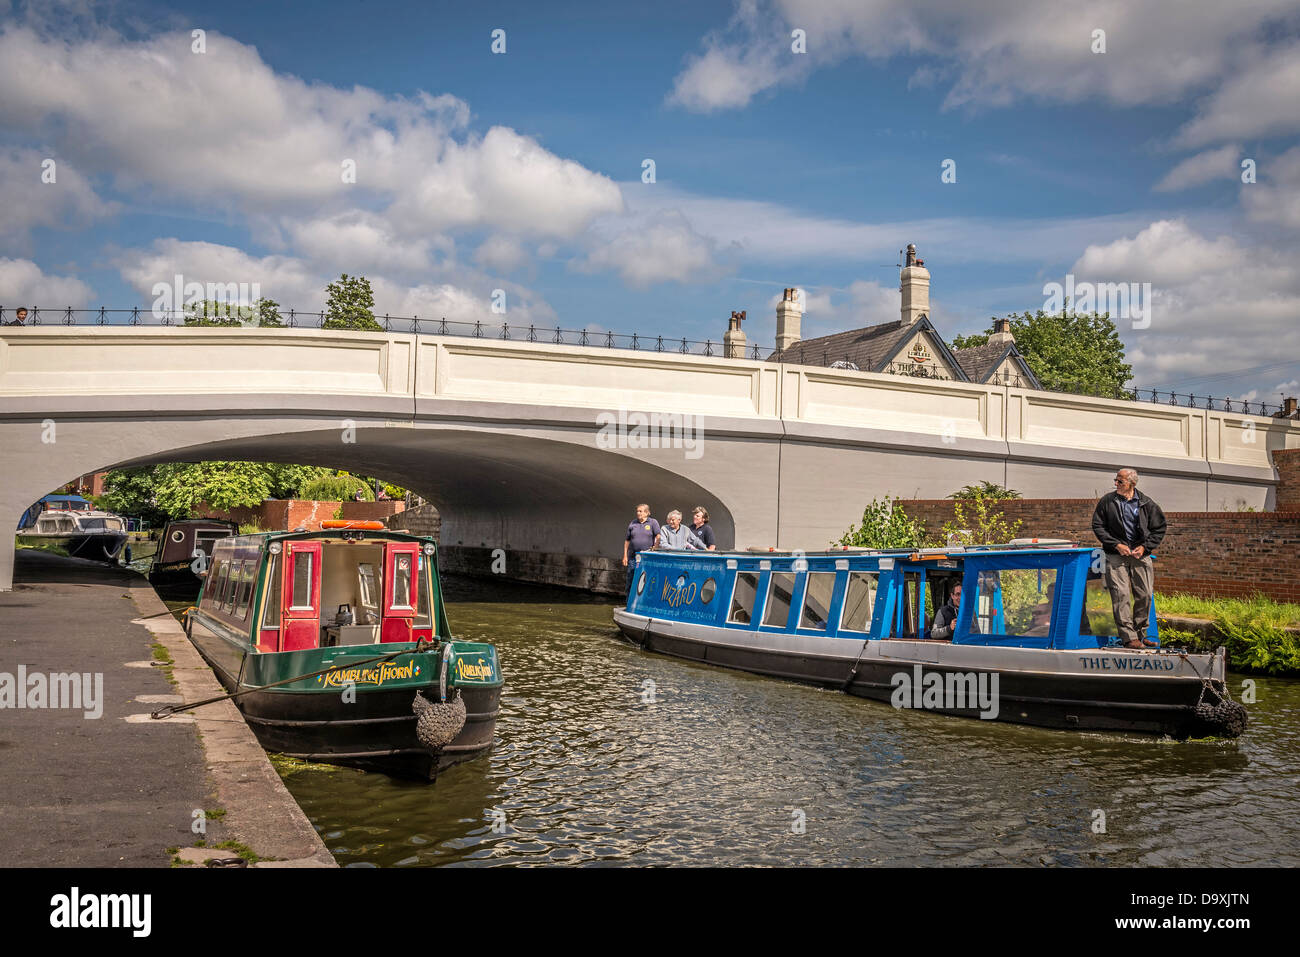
[767,315,971,380]
[951,341,1042,388]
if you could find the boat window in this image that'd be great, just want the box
[799,572,837,630]
[357,563,380,624]
[170,529,185,544]
[967,568,1057,636]
[205,559,227,608]
[700,578,717,604]
[290,551,314,610]
[840,572,878,633]
[261,553,281,629]
[893,572,922,638]
[222,561,240,614]
[234,561,254,620]
[392,553,413,610]
[762,572,796,628]
[728,572,759,624]
[414,555,432,628]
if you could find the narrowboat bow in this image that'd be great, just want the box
[613,544,1246,739]
[185,522,503,779]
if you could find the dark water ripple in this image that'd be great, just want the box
[275,576,1300,867]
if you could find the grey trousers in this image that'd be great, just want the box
[1105,552,1154,643]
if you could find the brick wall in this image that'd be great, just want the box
[196,498,405,531]
[384,502,440,539]
[1275,449,1300,512]
[898,498,1300,603]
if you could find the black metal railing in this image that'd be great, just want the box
[1,305,1291,418]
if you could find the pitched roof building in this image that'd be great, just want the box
[760,243,1040,388]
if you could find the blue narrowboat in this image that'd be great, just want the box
[613,543,1246,738]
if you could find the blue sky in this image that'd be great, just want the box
[3,0,1299,400]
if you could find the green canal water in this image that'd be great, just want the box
[215,574,1294,868]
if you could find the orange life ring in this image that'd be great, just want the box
[321,520,386,530]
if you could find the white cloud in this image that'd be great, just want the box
[0,26,623,240]
[1154,145,1241,192]
[1242,146,1300,230]
[0,257,93,307]
[669,0,1300,148]
[285,212,449,277]
[0,147,116,249]
[473,235,529,273]
[577,211,726,287]
[1067,221,1300,390]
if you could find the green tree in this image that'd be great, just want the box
[105,462,330,519]
[100,467,169,527]
[952,308,1133,397]
[299,473,375,502]
[950,482,1021,500]
[835,496,927,549]
[182,298,284,327]
[322,274,381,331]
[939,495,1023,546]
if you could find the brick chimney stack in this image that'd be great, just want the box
[776,287,802,352]
[1278,396,1299,419]
[724,310,748,359]
[900,243,930,326]
[988,317,1015,346]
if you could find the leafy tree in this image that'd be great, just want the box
[950,482,1021,500]
[182,298,284,327]
[835,497,927,549]
[322,274,381,331]
[939,495,1023,546]
[254,298,284,327]
[952,308,1133,397]
[300,473,375,502]
[103,462,329,519]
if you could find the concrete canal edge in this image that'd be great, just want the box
[126,577,336,868]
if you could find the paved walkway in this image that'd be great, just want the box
[0,550,332,866]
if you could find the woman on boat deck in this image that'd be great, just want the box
[657,510,707,550]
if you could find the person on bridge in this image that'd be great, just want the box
[1092,468,1167,649]
[623,504,661,597]
[690,507,717,550]
[6,307,27,326]
[657,510,707,550]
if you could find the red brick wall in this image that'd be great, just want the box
[898,498,1300,604]
[194,498,405,531]
[339,501,405,522]
[1274,449,1300,512]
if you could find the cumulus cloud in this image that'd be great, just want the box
[1154,145,1241,192]
[473,235,530,273]
[0,257,93,307]
[668,0,1300,146]
[0,26,623,241]
[1067,221,1300,390]
[1242,146,1300,230]
[576,211,726,287]
[0,147,116,249]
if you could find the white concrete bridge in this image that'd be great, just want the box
[2,326,1296,591]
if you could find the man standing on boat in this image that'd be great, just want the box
[1092,468,1167,649]
[656,510,707,550]
[623,504,661,599]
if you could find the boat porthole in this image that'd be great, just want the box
[637,571,647,595]
[701,578,716,603]
[170,530,185,543]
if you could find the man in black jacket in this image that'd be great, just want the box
[1091,468,1167,649]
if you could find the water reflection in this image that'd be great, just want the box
[267,575,1300,867]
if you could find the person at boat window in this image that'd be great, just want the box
[1092,468,1167,650]
[690,506,717,551]
[657,510,707,550]
[930,582,962,639]
[6,307,27,326]
[623,503,661,597]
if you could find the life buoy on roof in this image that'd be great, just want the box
[321,520,386,530]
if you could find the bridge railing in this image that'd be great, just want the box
[1,305,1289,418]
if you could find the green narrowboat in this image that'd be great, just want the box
[184,520,503,779]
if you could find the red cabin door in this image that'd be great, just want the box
[381,542,419,643]
[281,541,322,651]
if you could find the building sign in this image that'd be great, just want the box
[907,340,934,364]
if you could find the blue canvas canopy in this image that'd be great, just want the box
[17,494,93,530]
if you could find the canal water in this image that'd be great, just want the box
[247,575,1299,868]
